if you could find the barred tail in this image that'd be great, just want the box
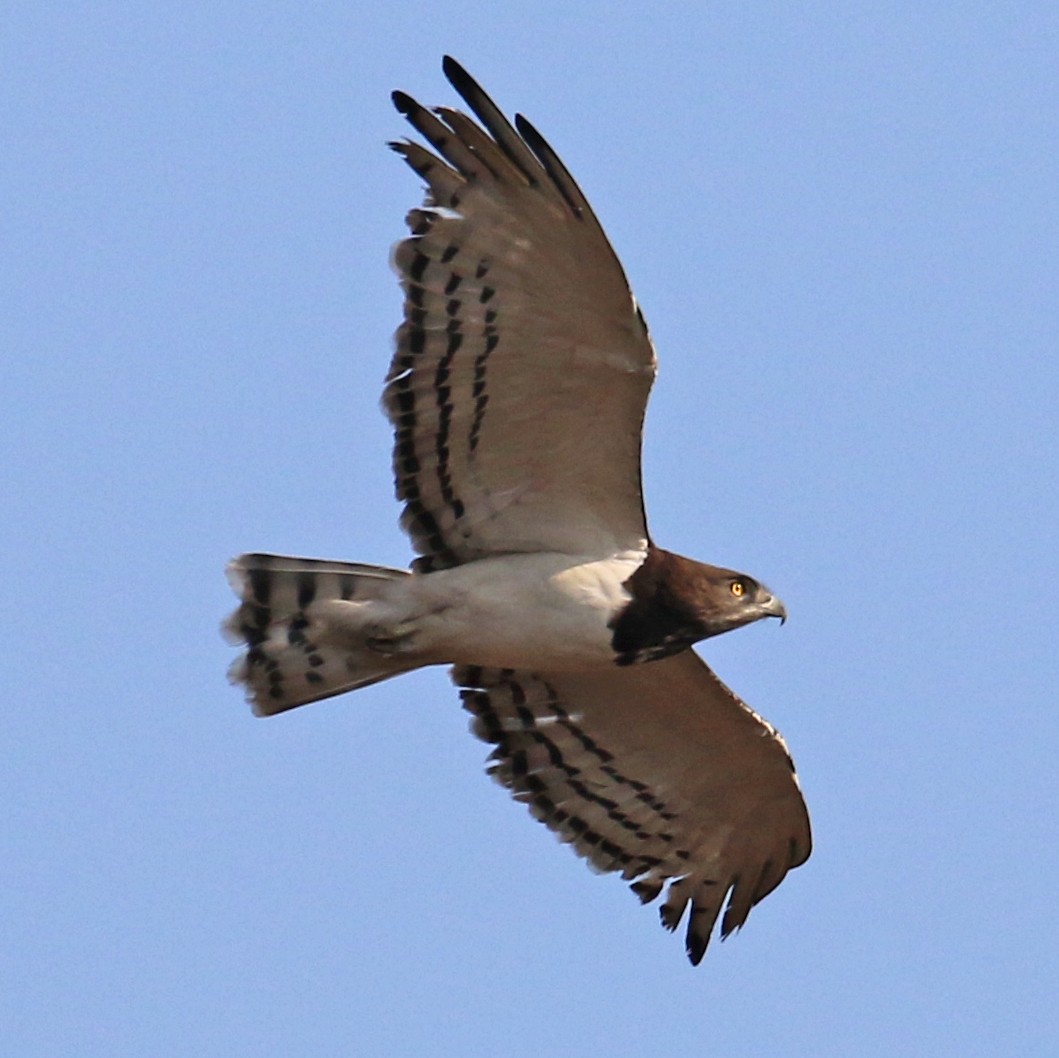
[224,553,416,717]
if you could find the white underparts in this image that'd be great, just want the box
[352,551,644,671]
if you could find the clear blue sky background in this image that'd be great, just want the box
[5,3,1058,1055]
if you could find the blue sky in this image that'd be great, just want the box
[5,3,1058,1055]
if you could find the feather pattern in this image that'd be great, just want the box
[455,651,810,964]
[387,59,656,571]
[225,554,414,716]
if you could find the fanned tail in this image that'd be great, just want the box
[224,553,417,716]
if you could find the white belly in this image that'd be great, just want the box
[396,551,644,670]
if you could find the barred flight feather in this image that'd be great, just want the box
[454,653,810,964]
[387,60,655,568]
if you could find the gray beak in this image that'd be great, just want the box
[760,593,787,625]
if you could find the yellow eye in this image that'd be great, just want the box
[730,580,746,598]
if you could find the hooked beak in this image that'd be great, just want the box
[759,593,787,625]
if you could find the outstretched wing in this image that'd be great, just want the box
[455,650,811,964]
[387,57,656,570]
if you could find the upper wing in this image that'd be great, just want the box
[455,650,811,964]
[386,57,657,570]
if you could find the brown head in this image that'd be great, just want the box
[610,547,786,665]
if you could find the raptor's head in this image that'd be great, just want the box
[686,564,787,638]
[611,548,786,664]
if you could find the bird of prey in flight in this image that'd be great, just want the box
[226,57,810,965]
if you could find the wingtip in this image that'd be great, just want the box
[391,89,417,116]
[686,939,708,966]
[442,56,491,115]
[441,55,473,90]
[659,903,683,933]
[719,917,742,943]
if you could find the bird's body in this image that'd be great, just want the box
[237,550,645,678]
[398,550,646,669]
[229,545,785,700]
[225,57,811,964]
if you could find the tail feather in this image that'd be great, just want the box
[224,553,417,716]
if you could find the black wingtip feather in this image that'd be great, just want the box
[391,89,417,116]
[442,54,473,92]
[513,113,584,219]
[659,904,682,933]
[629,878,663,905]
